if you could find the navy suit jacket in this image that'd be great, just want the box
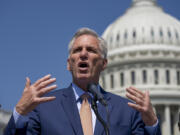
[4,85,161,135]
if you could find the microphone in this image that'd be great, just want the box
[87,83,107,106]
[178,113,180,131]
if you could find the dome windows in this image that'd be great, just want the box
[124,30,128,45]
[132,29,137,44]
[166,70,170,84]
[175,30,179,44]
[151,28,154,37]
[103,66,180,89]
[133,30,136,38]
[116,33,120,41]
[110,74,114,88]
[159,28,163,40]
[154,69,159,84]
[160,29,163,37]
[124,30,128,39]
[105,27,180,47]
[131,71,136,85]
[167,28,172,44]
[120,72,124,86]
[151,27,155,43]
[175,30,179,39]
[168,29,172,38]
[116,33,120,47]
[142,70,147,84]
[177,71,180,85]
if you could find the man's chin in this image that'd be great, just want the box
[76,75,92,82]
[78,76,90,81]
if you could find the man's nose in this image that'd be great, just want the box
[80,49,88,60]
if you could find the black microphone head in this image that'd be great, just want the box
[87,83,96,90]
[87,83,97,95]
[87,83,107,106]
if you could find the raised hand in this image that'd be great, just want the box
[16,74,57,115]
[126,87,157,126]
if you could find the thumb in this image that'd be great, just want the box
[25,77,31,88]
[145,90,150,102]
[145,90,149,96]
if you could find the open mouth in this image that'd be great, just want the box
[78,62,89,68]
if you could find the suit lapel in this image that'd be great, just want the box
[94,88,113,135]
[61,86,83,135]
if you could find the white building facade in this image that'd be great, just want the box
[100,0,180,135]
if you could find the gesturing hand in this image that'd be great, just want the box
[16,74,57,115]
[126,87,157,126]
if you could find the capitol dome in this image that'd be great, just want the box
[100,0,180,134]
[103,0,180,48]
[103,0,180,64]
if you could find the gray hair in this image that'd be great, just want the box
[68,27,107,59]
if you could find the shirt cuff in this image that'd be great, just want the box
[145,119,159,134]
[147,119,158,127]
[13,107,29,128]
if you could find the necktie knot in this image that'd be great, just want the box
[81,93,91,102]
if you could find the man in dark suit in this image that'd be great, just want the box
[4,28,161,135]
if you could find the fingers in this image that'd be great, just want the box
[34,74,51,87]
[127,102,143,112]
[16,74,57,115]
[126,87,157,126]
[25,77,31,88]
[36,96,56,104]
[126,87,151,113]
[144,90,150,102]
[36,78,56,90]
[126,87,144,106]
[126,87,149,112]
[126,92,144,106]
[37,84,57,97]
[126,87,144,98]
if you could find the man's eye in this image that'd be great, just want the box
[72,48,81,53]
[87,48,97,53]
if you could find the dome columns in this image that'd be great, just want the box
[164,105,171,135]
[154,105,180,135]
[101,62,180,92]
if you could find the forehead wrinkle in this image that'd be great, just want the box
[69,34,104,57]
[72,43,99,50]
[74,34,98,43]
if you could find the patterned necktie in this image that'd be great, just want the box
[80,93,93,135]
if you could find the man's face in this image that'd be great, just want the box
[67,34,107,84]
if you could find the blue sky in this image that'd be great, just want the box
[0,0,180,111]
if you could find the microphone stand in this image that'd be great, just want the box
[178,113,180,131]
[91,96,110,135]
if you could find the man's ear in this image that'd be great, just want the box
[67,58,71,71]
[102,58,108,70]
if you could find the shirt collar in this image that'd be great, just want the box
[72,83,101,102]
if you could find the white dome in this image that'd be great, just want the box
[101,0,180,92]
[103,0,180,55]
[100,1,180,134]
